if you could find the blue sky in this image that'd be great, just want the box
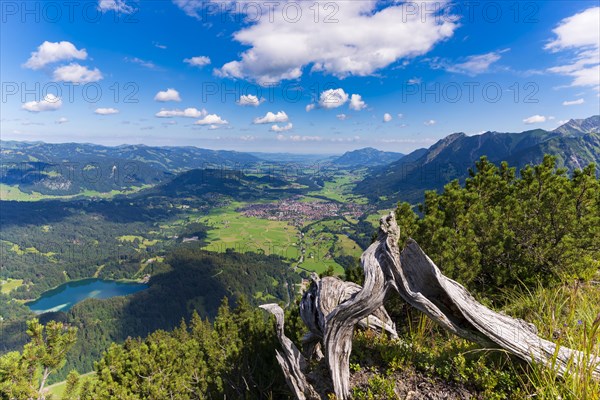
[1,0,599,153]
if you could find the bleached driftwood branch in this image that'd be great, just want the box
[259,304,320,400]
[262,212,600,400]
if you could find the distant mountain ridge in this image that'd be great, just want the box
[0,141,263,196]
[0,141,261,172]
[553,116,600,135]
[354,116,600,204]
[332,147,404,167]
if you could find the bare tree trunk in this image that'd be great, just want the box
[259,304,320,400]
[38,366,50,400]
[262,212,600,400]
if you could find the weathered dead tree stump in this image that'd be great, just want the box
[261,212,600,400]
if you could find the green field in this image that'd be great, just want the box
[201,203,301,261]
[0,279,24,294]
[197,202,364,276]
[0,183,152,201]
[307,173,368,204]
[117,235,159,250]
[299,218,363,275]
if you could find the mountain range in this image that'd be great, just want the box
[2,116,598,202]
[354,115,600,204]
[331,147,405,167]
[354,116,600,204]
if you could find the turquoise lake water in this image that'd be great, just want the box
[26,278,148,314]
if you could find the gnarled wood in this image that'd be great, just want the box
[299,275,398,340]
[263,212,600,400]
[259,304,320,400]
[397,239,600,380]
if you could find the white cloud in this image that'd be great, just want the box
[523,115,546,124]
[290,135,322,142]
[330,136,361,143]
[24,41,87,70]
[349,94,367,111]
[305,104,316,112]
[154,88,182,102]
[444,50,508,75]
[237,94,264,106]
[319,89,349,109]
[336,113,348,120]
[154,42,167,49]
[546,7,599,51]
[424,119,436,126]
[95,108,119,115]
[253,111,289,124]
[383,113,392,122]
[397,113,404,118]
[125,57,156,69]
[194,114,228,125]
[22,94,62,112]
[407,77,422,85]
[562,98,585,106]
[55,117,69,124]
[277,134,322,142]
[98,0,134,13]
[184,56,211,67]
[545,7,600,90]
[271,123,293,132]
[204,1,458,82]
[155,108,206,118]
[52,63,103,83]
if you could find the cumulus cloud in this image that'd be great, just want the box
[22,94,62,112]
[194,114,228,125]
[52,63,103,83]
[24,41,87,70]
[407,77,422,85]
[203,1,458,82]
[310,89,365,111]
[271,123,293,132]
[318,88,349,109]
[154,88,182,102]
[545,7,600,90]
[424,119,436,126]
[349,94,367,111]
[98,0,134,13]
[383,113,392,122]
[336,113,348,120]
[562,98,585,106]
[237,94,264,106]
[184,56,211,67]
[523,115,546,124]
[253,111,289,124]
[55,117,69,124]
[95,108,119,115]
[155,108,206,118]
